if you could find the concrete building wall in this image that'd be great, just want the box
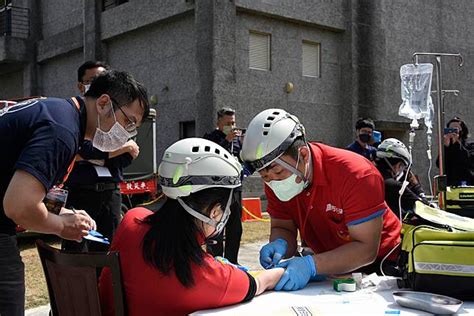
[354,0,474,190]
[0,69,23,99]
[40,0,83,38]
[2,0,474,196]
[236,0,345,31]
[106,13,197,161]
[39,50,84,98]
[101,0,194,40]
[229,12,344,145]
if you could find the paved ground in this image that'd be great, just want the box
[25,241,264,316]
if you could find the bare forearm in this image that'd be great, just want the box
[254,268,285,295]
[6,201,63,236]
[314,241,378,275]
[270,227,298,258]
[108,147,127,158]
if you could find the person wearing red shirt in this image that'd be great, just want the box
[241,109,401,291]
[99,138,284,316]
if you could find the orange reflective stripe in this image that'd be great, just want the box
[57,97,82,188]
[70,96,81,111]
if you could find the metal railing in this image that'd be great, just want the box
[0,5,29,38]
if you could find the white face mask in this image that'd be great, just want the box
[92,102,136,152]
[267,173,305,202]
[222,125,233,135]
[266,150,310,202]
[83,84,90,95]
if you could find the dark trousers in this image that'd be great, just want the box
[0,234,25,316]
[207,190,242,264]
[62,187,121,252]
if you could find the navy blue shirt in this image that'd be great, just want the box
[203,129,242,158]
[346,141,377,161]
[0,97,86,235]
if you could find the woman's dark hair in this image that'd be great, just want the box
[141,187,231,287]
[447,117,469,142]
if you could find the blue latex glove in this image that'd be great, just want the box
[214,256,249,272]
[274,255,316,291]
[259,238,288,269]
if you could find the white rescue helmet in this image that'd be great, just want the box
[241,109,305,171]
[376,138,411,166]
[159,138,242,199]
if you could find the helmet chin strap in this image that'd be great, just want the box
[275,146,311,186]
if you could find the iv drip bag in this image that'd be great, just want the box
[399,63,433,122]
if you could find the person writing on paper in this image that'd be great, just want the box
[240,109,401,291]
[0,70,149,315]
[99,138,284,316]
[62,61,140,253]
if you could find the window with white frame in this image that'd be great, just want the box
[302,40,320,77]
[249,31,271,71]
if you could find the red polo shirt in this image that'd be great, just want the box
[99,208,252,316]
[266,142,401,260]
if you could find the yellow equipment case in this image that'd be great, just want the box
[443,186,474,218]
[398,202,474,300]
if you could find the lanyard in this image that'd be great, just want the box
[56,97,81,188]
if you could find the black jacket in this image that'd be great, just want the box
[437,140,474,186]
[376,164,428,218]
[203,129,242,158]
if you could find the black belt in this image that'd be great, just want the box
[69,182,119,192]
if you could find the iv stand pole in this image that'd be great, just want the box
[412,52,463,208]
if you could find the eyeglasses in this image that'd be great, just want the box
[110,97,137,135]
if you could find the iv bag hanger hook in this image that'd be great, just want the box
[412,52,463,67]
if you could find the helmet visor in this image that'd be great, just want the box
[160,174,241,188]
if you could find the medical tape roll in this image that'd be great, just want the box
[333,278,356,292]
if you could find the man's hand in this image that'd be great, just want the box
[275,255,316,291]
[124,140,139,159]
[407,170,419,186]
[260,238,288,269]
[59,211,96,241]
[444,132,460,146]
[225,129,241,142]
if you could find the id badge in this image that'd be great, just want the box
[43,187,69,215]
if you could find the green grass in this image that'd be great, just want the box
[20,214,271,309]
